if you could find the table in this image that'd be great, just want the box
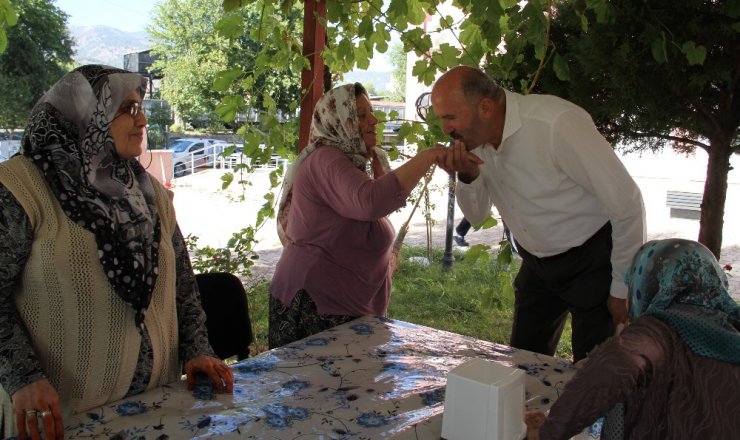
[63,316,597,439]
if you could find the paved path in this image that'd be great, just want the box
[171,168,740,300]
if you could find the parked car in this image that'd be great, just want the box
[210,142,248,169]
[166,138,220,177]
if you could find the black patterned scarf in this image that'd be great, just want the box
[20,64,160,333]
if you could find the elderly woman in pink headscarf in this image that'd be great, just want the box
[269,83,448,348]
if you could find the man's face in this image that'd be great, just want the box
[431,86,484,150]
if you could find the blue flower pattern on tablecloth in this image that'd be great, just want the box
[281,379,311,392]
[61,316,579,439]
[235,358,277,376]
[305,337,330,346]
[350,323,374,335]
[114,401,148,416]
[193,381,217,400]
[381,361,409,373]
[356,411,390,428]
[263,404,311,428]
[419,388,445,406]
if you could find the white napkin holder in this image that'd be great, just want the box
[441,358,526,440]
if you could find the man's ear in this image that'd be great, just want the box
[478,97,495,120]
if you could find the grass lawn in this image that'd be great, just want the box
[245,246,574,360]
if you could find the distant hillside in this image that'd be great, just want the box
[67,25,391,93]
[343,70,392,93]
[69,25,150,68]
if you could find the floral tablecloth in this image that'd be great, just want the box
[63,316,596,439]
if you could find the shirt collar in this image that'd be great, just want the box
[501,89,521,145]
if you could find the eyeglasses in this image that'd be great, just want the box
[115,102,143,119]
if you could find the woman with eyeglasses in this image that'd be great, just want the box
[0,65,233,439]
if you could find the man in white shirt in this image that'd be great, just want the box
[432,66,646,361]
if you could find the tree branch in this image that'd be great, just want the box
[622,128,710,151]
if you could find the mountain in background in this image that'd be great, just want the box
[67,26,391,92]
[343,70,391,94]
[69,25,150,67]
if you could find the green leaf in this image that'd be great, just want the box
[459,20,482,49]
[358,16,374,38]
[0,0,17,27]
[681,41,707,66]
[374,23,391,53]
[650,33,668,63]
[577,11,589,33]
[220,172,234,190]
[412,59,437,86]
[405,0,427,25]
[463,244,492,265]
[585,0,612,24]
[431,43,461,70]
[216,14,244,38]
[213,68,243,92]
[496,241,513,266]
[215,95,244,122]
[552,53,570,81]
[473,213,498,230]
[222,0,244,13]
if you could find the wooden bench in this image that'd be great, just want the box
[666,190,702,220]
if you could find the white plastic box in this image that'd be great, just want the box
[441,358,526,440]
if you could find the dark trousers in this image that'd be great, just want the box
[510,222,614,361]
[455,217,471,237]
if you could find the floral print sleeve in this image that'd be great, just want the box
[0,184,46,395]
[173,224,216,362]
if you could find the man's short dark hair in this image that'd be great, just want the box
[459,67,503,102]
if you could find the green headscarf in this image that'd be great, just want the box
[624,238,740,363]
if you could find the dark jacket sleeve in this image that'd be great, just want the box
[0,184,46,395]
[172,224,216,362]
[540,319,669,440]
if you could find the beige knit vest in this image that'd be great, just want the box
[0,156,180,435]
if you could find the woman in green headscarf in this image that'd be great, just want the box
[526,238,740,440]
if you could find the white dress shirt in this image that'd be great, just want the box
[456,90,646,299]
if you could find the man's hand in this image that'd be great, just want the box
[436,140,484,183]
[607,296,628,326]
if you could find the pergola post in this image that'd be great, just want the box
[298,0,326,151]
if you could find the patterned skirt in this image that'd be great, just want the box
[268,289,357,349]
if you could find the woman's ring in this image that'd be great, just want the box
[41,410,52,417]
[25,409,37,417]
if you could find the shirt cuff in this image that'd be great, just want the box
[610,280,628,299]
[457,173,485,190]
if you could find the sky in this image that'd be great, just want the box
[54,0,393,71]
[55,0,155,32]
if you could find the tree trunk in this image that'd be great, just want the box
[698,136,732,259]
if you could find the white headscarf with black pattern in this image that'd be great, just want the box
[21,64,158,333]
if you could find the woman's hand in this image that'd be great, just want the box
[11,379,64,440]
[184,355,234,393]
[438,140,484,183]
[525,411,546,440]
